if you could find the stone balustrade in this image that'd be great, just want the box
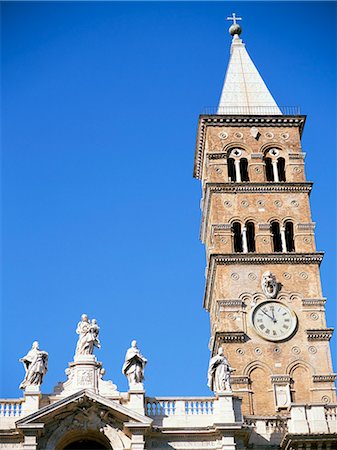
[0,399,24,431]
[146,394,241,428]
[245,416,289,446]
[0,399,23,417]
[146,397,214,417]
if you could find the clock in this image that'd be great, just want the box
[251,301,297,341]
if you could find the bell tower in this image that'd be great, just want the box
[194,17,336,416]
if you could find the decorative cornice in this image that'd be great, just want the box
[231,376,250,385]
[212,224,232,232]
[193,114,306,179]
[213,332,248,353]
[297,223,316,232]
[313,374,337,383]
[207,152,227,160]
[302,298,326,307]
[289,153,305,160]
[217,299,243,308]
[258,223,271,231]
[306,328,334,341]
[251,153,264,160]
[204,253,324,310]
[206,182,312,194]
[210,253,323,265]
[271,375,291,384]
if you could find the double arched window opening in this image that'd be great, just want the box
[271,220,295,252]
[232,221,256,253]
[232,220,295,253]
[227,149,249,182]
[227,148,286,183]
[264,149,286,182]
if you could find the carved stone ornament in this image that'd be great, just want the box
[274,384,291,409]
[250,127,260,139]
[261,271,279,299]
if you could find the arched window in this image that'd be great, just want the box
[265,157,274,181]
[246,221,256,252]
[277,157,286,181]
[271,221,282,252]
[285,221,295,252]
[240,158,249,181]
[227,157,236,182]
[290,366,311,404]
[249,367,274,415]
[232,222,243,253]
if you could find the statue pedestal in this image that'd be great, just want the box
[128,385,145,415]
[213,391,236,423]
[53,355,118,397]
[21,386,41,417]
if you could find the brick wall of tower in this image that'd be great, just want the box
[195,117,336,417]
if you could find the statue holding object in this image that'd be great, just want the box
[75,314,101,357]
[19,341,48,390]
[122,340,147,387]
[207,347,235,393]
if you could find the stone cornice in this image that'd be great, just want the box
[306,328,334,341]
[271,375,292,384]
[313,374,337,383]
[297,223,316,232]
[200,182,313,241]
[302,298,326,307]
[193,114,306,179]
[217,299,244,308]
[213,332,248,354]
[231,376,250,385]
[204,253,324,311]
[206,182,312,194]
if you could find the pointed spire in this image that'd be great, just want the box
[218,15,282,115]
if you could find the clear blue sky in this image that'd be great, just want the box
[1,2,336,398]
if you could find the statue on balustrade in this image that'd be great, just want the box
[19,341,48,390]
[122,340,147,387]
[75,314,101,356]
[207,347,234,393]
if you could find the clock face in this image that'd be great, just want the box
[251,301,297,341]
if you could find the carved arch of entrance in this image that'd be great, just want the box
[55,430,112,450]
[44,413,130,450]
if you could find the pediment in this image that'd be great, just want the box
[16,389,152,429]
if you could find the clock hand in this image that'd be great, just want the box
[270,306,277,323]
[261,310,275,322]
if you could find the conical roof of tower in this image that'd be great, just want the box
[218,29,282,115]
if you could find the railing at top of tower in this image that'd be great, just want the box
[202,106,301,116]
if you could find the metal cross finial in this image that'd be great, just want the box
[226,13,242,25]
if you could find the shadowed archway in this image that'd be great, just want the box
[63,439,109,449]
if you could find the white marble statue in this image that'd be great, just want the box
[19,341,48,390]
[75,314,101,356]
[122,340,147,386]
[261,271,278,299]
[207,347,234,393]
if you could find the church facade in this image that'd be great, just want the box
[1,17,336,450]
